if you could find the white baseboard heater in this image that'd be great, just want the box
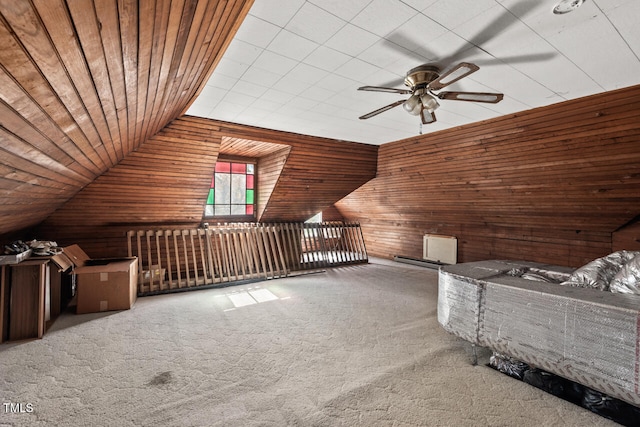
[423,234,457,265]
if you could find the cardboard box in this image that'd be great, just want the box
[51,245,138,314]
[75,258,137,314]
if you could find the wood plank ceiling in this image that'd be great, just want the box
[0,0,253,237]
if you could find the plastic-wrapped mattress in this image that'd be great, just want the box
[560,251,640,292]
[438,260,640,407]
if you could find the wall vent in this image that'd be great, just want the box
[423,234,457,264]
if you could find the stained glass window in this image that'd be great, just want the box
[204,161,255,217]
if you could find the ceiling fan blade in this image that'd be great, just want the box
[382,1,548,74]
[428,62,479,90]
[474,52,557,66]
[359,100,406,120]
[421,107,436,125]
[384,32,436,63]
[358,86,412,95]
[445,0,537,63]
[437,91,504,103]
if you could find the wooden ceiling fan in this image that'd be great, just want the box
[358,62,503,125]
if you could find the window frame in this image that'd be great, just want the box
[203,156,257,222]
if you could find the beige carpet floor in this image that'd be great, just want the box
[0,259,616,426]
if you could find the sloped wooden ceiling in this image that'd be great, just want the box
[37,116,222,256]
[0,0,253,238]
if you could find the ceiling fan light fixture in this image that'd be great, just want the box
[403,94,421,115]
[420,92,440,112]
[357,61,500,124]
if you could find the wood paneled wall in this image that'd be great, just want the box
[613,218,640,252]
[0,0,252,238]
[193,117,379,223]
[37,117,222,257]
[337,85,640,268]
[322,205,345,222]
[257,147,291,220]
[37,116,378,258]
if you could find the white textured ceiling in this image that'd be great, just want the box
[187,0,640,145]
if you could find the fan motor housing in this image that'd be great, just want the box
[404,65,440,89]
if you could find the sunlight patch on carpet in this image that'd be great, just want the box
[223,287,283,311]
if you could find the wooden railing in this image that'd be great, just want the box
[127,222,367,295]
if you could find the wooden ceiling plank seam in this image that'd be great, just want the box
[157,0,208,126]
[147,0,199,138]
[0,182,72,196]
[187,0,254,106]
[0,16,108,172]
[172,114,221,129]
[0,125,89,184]
[0,168,78,192]
[117,0,138,155]
[138,144,221,158]
[1,2,113,169]
[133,0,156,151]
[65,0,121,165]
[154,134,222,145]
[1,195,69,204]
[130,121,221,152]
[32,0,119,169]
[164,2,225,124]
[131,147,220,159]
[0,196,73,205]
[139,0,171,146]
[94,0,129,161]
[97,176,215,186]
[146,0,189,140]
[170,1,231,121]
[117,144,221,163]
[180,0,253,116]
[0,101,78,167]
[178,0,253,118]
[0,144,87,188]
[0,97,98,179]
[155,127,219,140]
